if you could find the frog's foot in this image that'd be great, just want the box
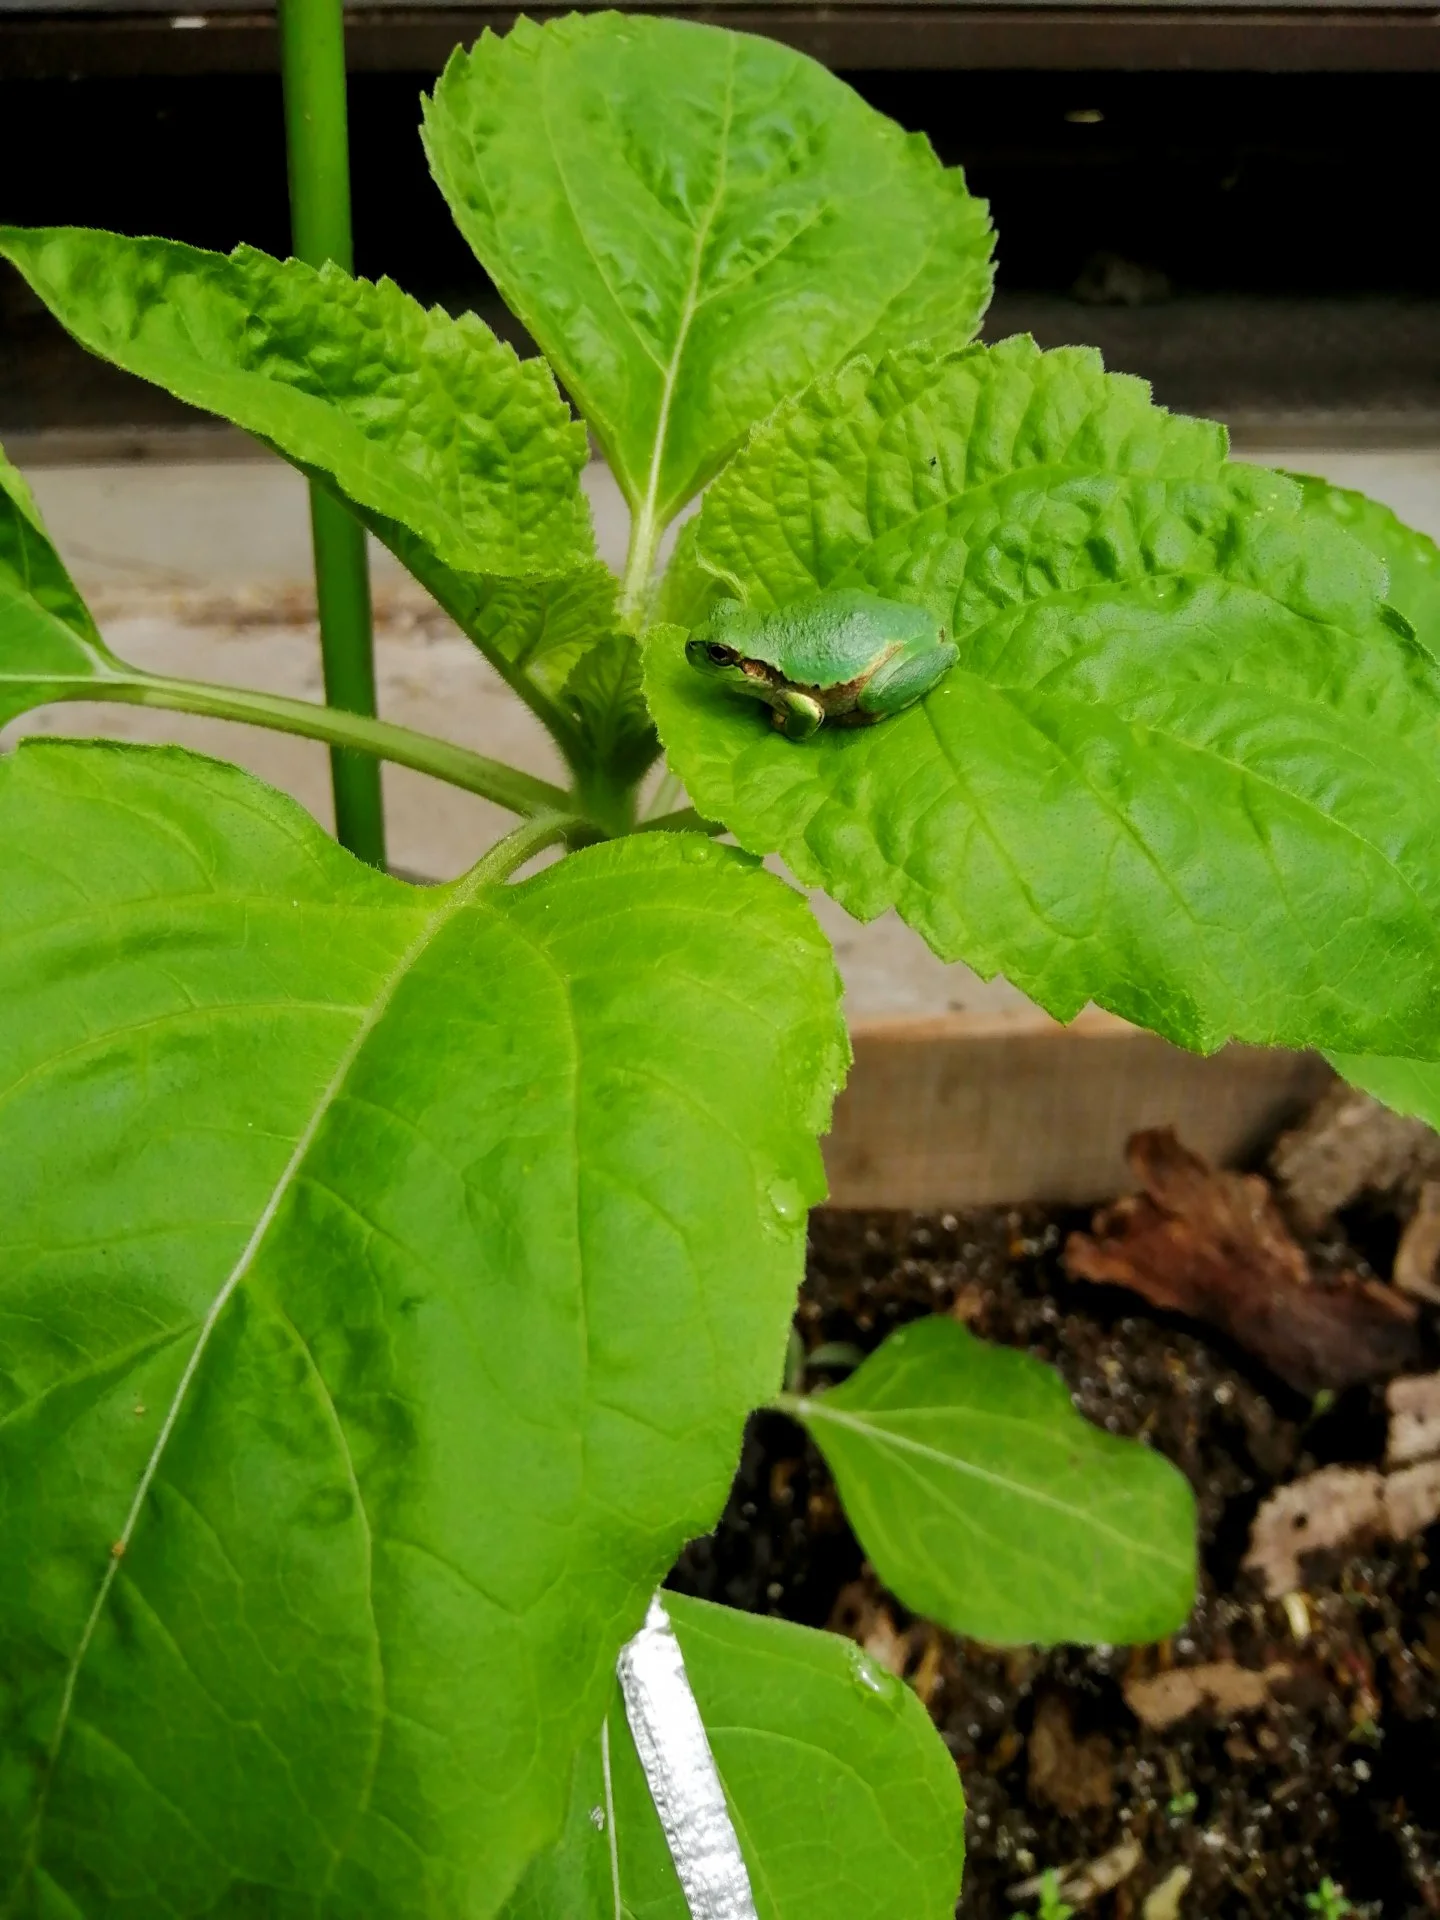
[770,688,824,741]
[856,640,960,719]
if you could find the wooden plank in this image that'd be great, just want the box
[824,1007,1333,1207]
[5,6,1440,77]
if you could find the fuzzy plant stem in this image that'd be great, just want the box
[278,0,386,867]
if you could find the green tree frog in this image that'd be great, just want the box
[684,590,959,740]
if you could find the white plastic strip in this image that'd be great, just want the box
[616,1594,759,1920]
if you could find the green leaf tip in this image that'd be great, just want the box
[792,1313,1197,1647]
[422,10,993,547]
[648,334,1440,1061]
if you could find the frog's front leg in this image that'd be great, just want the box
[856,641,960,720]
[770,687,825,740]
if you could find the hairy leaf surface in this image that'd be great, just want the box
[0,743,846,1917]
[648,336,1440,1057]
[790,1316,1196,1645]
[423,14,993,532]
[503,1596,965,1918]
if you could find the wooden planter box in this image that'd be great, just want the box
[825,1007,1332,1208]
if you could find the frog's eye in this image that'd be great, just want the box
[704,643,739,665]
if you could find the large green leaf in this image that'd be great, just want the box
[1286,469,1440,650]
[504,1595,965,1919]
[0,227,615,730]
[647,335,1440,1058]
[0,444,119,726]
[0,742,846,1917]
[786,1315,1196,1646]
[423,14,994,543]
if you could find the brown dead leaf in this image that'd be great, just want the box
[1064,1128,1420,1395]
[1123,1659,1290,1731]
[1271,1082,1440,1232]
[1028,1692,1114,1816]
[1388,1373,1440,1468]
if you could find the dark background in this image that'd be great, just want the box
[3,55,1439,432]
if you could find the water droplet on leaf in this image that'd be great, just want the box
[681,838,710,864]
[768,1178,803,1223]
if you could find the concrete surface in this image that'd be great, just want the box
[10,443,1440,1019]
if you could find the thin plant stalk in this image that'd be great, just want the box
[278,0,386,867]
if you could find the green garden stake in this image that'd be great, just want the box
[277,0,386,867]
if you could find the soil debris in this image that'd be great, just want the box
[1244,1467,1390,1597]
[1064,1128,1421,1395]
[1051,1838,1144,1907]
[1271,1083,1440,1233]
[1245,1461,1440,1598]
[1122,1660,1291,1732]
[1028,1691,1115,1814]
[1394,1185,1440,1304]
[1142,1865,1193,1920]
[1388,1373,1440,1468]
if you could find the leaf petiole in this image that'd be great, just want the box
[20,668,578,823]
[632,805,725,837]
[467,809,592,885]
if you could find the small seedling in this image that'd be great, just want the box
[1305,1879,1354,1918]
[1167,1789,1199,1819]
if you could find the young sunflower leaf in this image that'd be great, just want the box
[0,227,613,733]
[503,1596,965,1919]
[785,1316,1196,1646]
[0,743,846,1917]
[0,445,118,724]
[561,633,661,787]
[647,336,1440,1059]
[423,14,993,566]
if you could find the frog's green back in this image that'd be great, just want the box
[733,591,937,688]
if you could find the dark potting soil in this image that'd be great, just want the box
[667,1207,1440,1918]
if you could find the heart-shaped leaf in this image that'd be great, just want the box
[423,14,993,543]
[786,1315,1196,1645]
[0,742,845,1916]
[648,336,1440,1058]
[503,1595,965,1918]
